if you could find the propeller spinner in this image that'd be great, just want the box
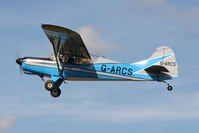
[16,58,23,65]
[16,58,23,76]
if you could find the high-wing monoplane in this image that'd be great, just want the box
[16,24,178,97]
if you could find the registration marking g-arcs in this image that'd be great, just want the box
[160,61,176,66]
[101,64,133,76]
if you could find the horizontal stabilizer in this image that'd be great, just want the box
[145,65,169,74]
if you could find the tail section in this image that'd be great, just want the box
[133,46,178,80]
[148,46,178,78]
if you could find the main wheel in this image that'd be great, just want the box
[167,85,173,91]
[45,80,55,91]
[50,88,61,98]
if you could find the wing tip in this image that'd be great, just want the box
[41,24,79,35]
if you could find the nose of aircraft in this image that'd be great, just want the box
[16,58,23,65]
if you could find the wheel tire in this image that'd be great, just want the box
[45,80,55,91]
[167,86,173,91]
[50,88,61,98]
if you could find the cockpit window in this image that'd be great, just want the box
[49,54,92,64]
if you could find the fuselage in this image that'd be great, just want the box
[21,57,169,81]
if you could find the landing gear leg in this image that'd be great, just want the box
[161,80,173,91]
[44,76,63,97]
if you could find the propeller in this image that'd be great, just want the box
[16,58,23,76]
[19,64,22,76]
[16,45,24,76]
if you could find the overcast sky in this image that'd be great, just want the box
[0,0,199,133]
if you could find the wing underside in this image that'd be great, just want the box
[42,24,91,63]
[42,24,92,77]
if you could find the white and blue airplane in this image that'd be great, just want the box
[16,24,178,98]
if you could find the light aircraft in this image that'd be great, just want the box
[16,24,178,98]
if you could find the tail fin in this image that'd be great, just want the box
[133,46,178,80]
[148,46,178,79]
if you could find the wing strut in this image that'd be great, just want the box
[52,36,64,78]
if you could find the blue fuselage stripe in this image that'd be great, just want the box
[22,54,175,81]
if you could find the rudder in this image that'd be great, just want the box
[148,46,178,79]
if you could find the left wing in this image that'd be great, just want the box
[42,24,91,77]
[42,24,91,61]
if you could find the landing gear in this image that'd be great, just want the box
[167,85,173,91]
[160,80,173,91]
[45,80,54,91]
[50,88,61,97]
[44,77,63,98]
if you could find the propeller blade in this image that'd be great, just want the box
[20,65,22,76]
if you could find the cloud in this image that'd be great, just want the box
[119,0,167,12]
[58,94,199,122]
[120,0,199,24]
[8,91,198,123]
[0,115,16,132]
[1,90,199,123]
[78,26,118,55]
[132,0,167,10]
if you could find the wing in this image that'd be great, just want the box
[42,24,91,62]
[42,24,92,77]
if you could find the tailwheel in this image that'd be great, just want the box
[50,88,61,98]
[45,80,55,91]
[159,80,173,91]
[167,85,173,91]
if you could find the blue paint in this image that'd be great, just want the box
[131,54,173,72]
[51,76,63,90]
